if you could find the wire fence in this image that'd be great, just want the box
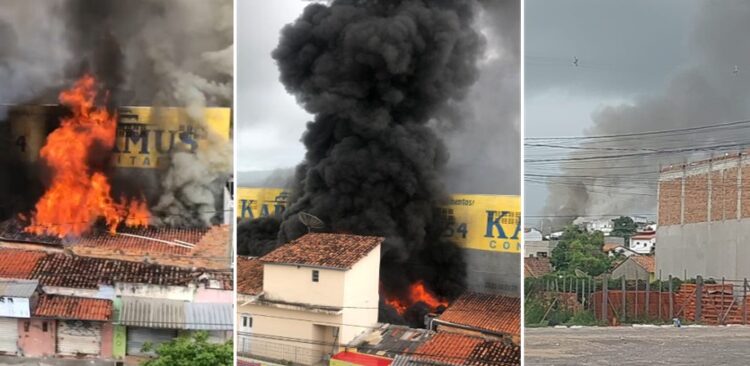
[526,272,750,326]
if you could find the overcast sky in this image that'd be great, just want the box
[236,0,311,172]
[524,0,700,221]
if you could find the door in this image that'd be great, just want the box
[126,327,177,356]
[57,320,101,356]
[0,317,18,355]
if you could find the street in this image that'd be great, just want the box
[525,325,750,365]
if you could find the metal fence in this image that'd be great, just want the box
[237,334,322,366]
[526,272,750,326]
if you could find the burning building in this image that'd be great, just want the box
[237,0,520,329]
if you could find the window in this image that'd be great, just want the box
[241,315,252,330]
[312,270,320,282]
[42,321,48,332]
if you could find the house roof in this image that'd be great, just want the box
[30,253,223,289]
[602,243,624,252]
[0,249,47,279]
[34,294,112,321]
[70,225,231,270]
[630,255,656,273]
[350,324,434,359]
[119,297,232,330]
[438,292,520,337]
[631,232,656,240]
[332,352,392,366]
[412,332,520,366]
[261,233,383,270]
[237,257,263,295]
[0,279,38,298]
[524,257,552,278]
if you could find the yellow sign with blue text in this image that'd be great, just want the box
[113,106,231,169]
[236,187,521,254]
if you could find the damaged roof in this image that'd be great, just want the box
[413,332,520,366]
[73,226,209,255]
[438,292,520,337]
[30,252,229,289]
[350,324,434,359]
[34,294,112,321]
[261,233,382,270]
[237,256,263,295]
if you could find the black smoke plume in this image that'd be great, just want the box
[271,0,483,310]
[237,216,282,257]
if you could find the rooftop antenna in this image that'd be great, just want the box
[298,212,324,233]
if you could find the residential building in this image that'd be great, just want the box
[0,279,38,355]
[573,217,613,236]
[432,292,520,345]
[237,233,383,366]
[602,243,637,258]
[524,257,552,278]
[629,231,656,254]
[611,255,656,282]
[656,152,750,279]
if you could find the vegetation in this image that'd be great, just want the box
[550,225,611,276]
[610,216,638,242]
[141,332,233,366]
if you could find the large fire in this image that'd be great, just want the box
[384,281,449,315]
[25,75,150,238]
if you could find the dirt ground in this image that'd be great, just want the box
[525,325,750,365]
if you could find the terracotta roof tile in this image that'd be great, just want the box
[34,294,112,321]
[74,226,209,255]
[413,333,520,366]
[439,292,520,337]
[630,255,656,273]
[261,233,382,270]
[0,249,47,279]
[237,256,263,295]
[524,257,551,278]
[30,253,228,289]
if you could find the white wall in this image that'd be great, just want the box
[263,264,345,308]
[114,283,196,301]
[0,297,30,318]
[341,245,380,343]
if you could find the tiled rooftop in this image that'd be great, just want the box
[73,226,209,255]
[630,255,656,273]
[524,257,552,278]
[439,292,520,337]
[261,233,382,270]
[34,294,112,321]
[352,324,434,359]
[414,332,520,366]
[237,256,263,295]
[30,253,223,289]
[0,248,47,279]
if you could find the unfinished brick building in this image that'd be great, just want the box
[657,151,750,280]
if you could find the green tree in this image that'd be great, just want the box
[141,331,233,366]
[551,225,611,276]
[610,216,638,241]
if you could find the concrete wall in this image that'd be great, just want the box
[0,297,30,318]
[18,318,56,357]
[115,283,196,302]
[101,323,114,358]
[464,249,519,296]
[341,246,379,344]
[195,288,233,304]
[238,303,341,366]
[263,264,345,308]
[525,241,555,258]
[657,220,750,280]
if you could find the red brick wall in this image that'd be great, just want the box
[684,174,708,224]
[726,167,739,219]
[658,180,682,226]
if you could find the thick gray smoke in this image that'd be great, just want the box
[542,2,750,224]
[442,0,520,195]
[272,0,484,304]
[0,0,233,227]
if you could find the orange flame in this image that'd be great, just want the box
[383,281,449,315]
[25,74,150,237]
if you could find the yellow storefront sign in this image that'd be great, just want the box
[113,106,231,169]
[236,187,521,253]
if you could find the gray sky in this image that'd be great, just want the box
[525,0,700,223]
[236,0,311,172]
